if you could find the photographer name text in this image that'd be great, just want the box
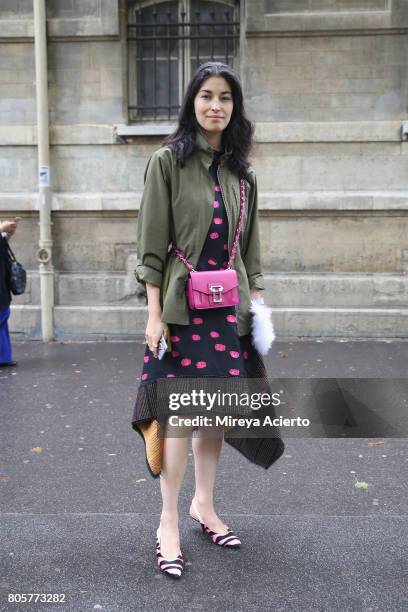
[168,415,310,428]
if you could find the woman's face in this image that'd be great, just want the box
[193,76,233,136]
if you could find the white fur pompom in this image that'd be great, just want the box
[249,298,276,355]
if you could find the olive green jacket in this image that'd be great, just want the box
[135,130,265,349]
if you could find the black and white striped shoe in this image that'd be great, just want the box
[156,526,184,578]
[189,499,241,548]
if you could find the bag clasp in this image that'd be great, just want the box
[209,284,223,303]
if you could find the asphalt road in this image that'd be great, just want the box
[1,339,407,612]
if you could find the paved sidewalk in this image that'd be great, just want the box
[1,339,407,612]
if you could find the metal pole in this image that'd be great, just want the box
[33,0,54,341]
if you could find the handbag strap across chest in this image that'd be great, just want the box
[171,177,246,272]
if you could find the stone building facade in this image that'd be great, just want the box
[0,0,407,339]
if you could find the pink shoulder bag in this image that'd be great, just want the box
[171,178,246,309]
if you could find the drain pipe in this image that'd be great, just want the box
[33,0,54,341]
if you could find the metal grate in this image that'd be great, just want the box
[127,1,240,122]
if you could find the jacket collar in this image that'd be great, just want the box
[194,128,232,165]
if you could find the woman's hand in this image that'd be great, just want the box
[144,282,169,358]
[0,220,17,238]
[145,315,169,359]
[250,289,264,302]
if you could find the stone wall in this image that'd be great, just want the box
[0,0,407,339]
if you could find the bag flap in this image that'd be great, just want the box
[189,269,238,295]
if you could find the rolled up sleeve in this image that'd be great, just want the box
[135,151,171,289]
[241,172,265,291]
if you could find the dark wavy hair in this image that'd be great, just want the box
[162,61,255,180]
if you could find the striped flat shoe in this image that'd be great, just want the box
[156,526,184,578]
[189,499,241,548]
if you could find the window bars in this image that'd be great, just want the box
[127,2,240,121]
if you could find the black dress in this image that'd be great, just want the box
[131,149,285,468]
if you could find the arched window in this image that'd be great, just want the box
[127,0,240,122]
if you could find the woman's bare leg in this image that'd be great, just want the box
[190,426,229,534]
[159,419,192,558]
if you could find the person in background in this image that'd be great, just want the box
[0,219,18,367]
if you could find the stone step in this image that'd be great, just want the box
[11,273,408,308]
[8,305,408,340]
[264,274,408,308]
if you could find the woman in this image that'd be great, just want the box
[132,62,283,578]
[0,219,17,367]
